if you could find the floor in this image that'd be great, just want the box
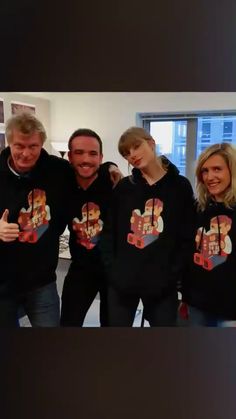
[20,258,148,327]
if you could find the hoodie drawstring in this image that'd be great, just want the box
[216,215,221,255]
[151,198,155,226]
[197,227,205,252]
[31,188,34,218]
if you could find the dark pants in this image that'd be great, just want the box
[108,287,178,327]
[60,264,108,327]
[188,305,236,327]
[0,282,60,328]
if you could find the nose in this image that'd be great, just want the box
[207,170,215,181]
[129,148,136,160]
[21,147,31,157]
[81,154,91,163]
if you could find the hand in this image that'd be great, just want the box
[0,209,20,242]
[178,302,189,320]
[109,165,123,188]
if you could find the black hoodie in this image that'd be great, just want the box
[109,157,195,297]
[0,147,75,297]
[68,162,116,271]
[182,200,236,319]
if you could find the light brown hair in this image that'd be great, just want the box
[5,112,47,144]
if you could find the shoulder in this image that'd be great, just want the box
[172,174,194,194]
[175,174,192,187]
[114,176,134,192]
[39,151,76,184]
[99,161,117,174]
[167,174,196,209]
[47,154,71,169]
[42,152,72,174]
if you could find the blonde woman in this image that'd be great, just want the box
[107,127,195,326]
[182,143,236,326]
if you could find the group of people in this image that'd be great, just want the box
[0,111,236,327]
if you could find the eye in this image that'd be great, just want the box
[123,151,130,158]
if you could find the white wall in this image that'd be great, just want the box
[47,92,236,174]
[10,92,236,175]
[0,92,51,151]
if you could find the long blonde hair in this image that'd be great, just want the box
[196,143,236,210]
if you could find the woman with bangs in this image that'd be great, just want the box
[181,143,236,326]
[107,127,195,327]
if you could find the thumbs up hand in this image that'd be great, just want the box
[1,209,9,222]
[0,209,20,242]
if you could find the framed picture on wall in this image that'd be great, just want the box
[0,99,4,123]
[0,132,5,153]
[11,102,36,115]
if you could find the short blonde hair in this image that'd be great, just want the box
[5,112,47,144]
[196,142,236,210]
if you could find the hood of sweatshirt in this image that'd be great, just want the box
[131,155,180,184]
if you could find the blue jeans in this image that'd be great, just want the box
[188,306,236,327]
[0,282,60,328]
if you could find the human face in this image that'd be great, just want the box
[68,136,103,181]
[200,154,231,202]
[9,130,43,173]
[123,139,155,169]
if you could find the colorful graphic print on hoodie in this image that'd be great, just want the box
[72,201,104,250]
[193,214,232,271]
[127,198,164,249]
[18,188,51,243]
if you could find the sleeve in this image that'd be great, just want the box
[57,161,77,236]
[98,161,118,183]
[172,178,197,294]
[98,182,121,275]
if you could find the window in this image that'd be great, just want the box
[178,122,187,138]
[201,122,211,138]
[150,120,187,176]
[196,116,236,158]
[139,112,236,186]
[223,121,233,138]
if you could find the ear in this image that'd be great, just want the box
[148,138,155,149]
[99,153,103,164]
[68,151,72,163]
[148,139,156,152]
